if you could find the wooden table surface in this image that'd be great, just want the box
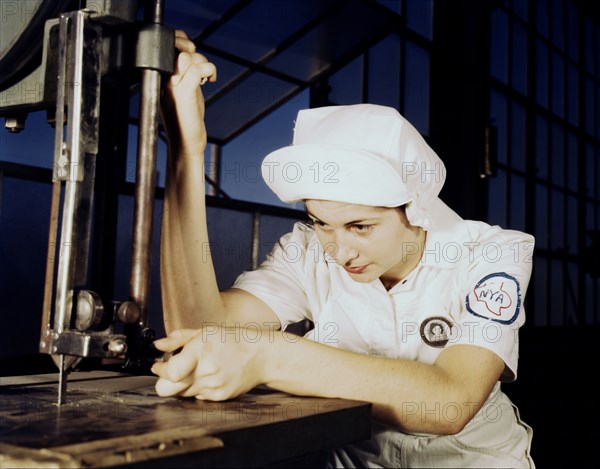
[0,371,371,467]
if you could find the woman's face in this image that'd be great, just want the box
[305,200,425,288]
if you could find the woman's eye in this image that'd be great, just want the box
[352,224,373,233]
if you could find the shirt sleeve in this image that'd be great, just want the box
[448,224,535,382]
[232,222,316,328]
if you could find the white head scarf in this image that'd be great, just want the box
[261,104,447,230]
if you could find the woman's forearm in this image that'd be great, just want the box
[263,334,502,435]
[152,325,503,435]
[160,150,226,333]
[159,31,220,333]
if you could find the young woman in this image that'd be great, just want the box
[152,31,535,468]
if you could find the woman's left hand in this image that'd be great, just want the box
[151,326,267,400]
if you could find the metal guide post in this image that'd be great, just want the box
[128,0,169,324]
[52,11,92,335]
[46,10,103,403]
[129,71,161,323]
[118,0,174,368]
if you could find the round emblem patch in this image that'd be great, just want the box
[420,316,453,348]
[465,272,521,324]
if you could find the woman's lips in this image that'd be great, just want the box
[344,264,369,274]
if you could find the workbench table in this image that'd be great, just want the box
[0,371,371,467]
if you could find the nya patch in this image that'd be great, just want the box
[465,272,521,324]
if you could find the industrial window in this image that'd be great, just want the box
[488,0,599,326]
[207,0,434,207]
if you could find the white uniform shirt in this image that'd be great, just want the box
[233,201,536,467]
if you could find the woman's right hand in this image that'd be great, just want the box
[161,30,217,158]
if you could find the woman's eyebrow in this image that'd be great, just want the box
[306,210,378,226]
[305,211,322,222]
[343,218,377,226]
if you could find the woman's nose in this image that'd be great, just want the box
[332,233,359,265]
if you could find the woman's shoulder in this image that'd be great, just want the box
[463,219,535,247]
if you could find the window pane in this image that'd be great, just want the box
[406,0,433,40]
[164,0,239,38]
[566,63,579,125]
[206,73,299,143]
[511,101,526,172]
[368,34,401,108]
[550,189,565,250]
[535,40,549,108]
[551,51,565,117]
[535,183,548,249]
[220,90,309,209]
[511,22,528,95]
[488,168,507,227]
[587,202,596,233]
[551,124,565,187]
[206,206,254,289]
[550,0,565,49]
[404,42,430,135]
[259,214,303,264]
[490,9,509,83]
[510,174,526,231]
[597,148,600,200]
[566,131,578,192]
[536,0,549,38]
[491,89,508,165]
[535,116,548,179]
[0,177,52,355]
[512,0,528,21]
[0,111,54,168]
[202,0,335,62]
[376,0,401,14]
[584,17,595,74]
[586,144,595,197]
[566,1,579,60]
[566,195,577,255]
[329,55,364,105]
[200,57,246,103]
[596,27,600,78]
[597,83,600,138]
[585,78,595,135]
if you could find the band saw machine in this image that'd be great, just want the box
[0,0,175,405]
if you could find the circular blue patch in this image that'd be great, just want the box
[465,272,521,325]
